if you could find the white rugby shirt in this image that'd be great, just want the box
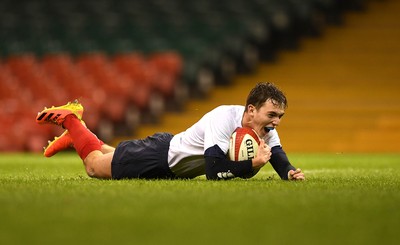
[167,105,282,178]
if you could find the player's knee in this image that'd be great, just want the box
[83,156,112,179]
[82,154,101,178]
[85,165,97,178]
[85,162,111,179]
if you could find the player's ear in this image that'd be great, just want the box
[247,104,256,114]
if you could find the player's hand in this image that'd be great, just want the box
[288,168,305,180]
[252,139,271,168]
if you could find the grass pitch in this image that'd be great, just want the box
[1,153,399,245]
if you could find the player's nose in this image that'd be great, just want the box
[272,118,281,126]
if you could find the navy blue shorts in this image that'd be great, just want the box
[111,133,176,179]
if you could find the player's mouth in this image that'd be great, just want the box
[264,126,275,133]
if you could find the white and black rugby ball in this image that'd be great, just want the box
[228,127,261,161]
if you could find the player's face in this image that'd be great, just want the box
[248,100,285,138]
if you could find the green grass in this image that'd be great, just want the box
[1,153,400,245]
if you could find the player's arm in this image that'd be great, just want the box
[205,139,272,180]
[269,146,304,180]
[204,144,255,180]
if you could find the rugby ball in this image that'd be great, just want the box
[228,127,261,161]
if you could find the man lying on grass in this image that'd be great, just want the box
[36,82,305,181]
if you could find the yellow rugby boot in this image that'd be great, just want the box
[44,130,73,157]
[36,100,83,126]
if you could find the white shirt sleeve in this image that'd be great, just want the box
[203,106,242,154]
[263,129,282,148]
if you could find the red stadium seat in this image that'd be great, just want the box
[76,53,133,122]
[112,53,154,91]
[148,51,183,80]
[41,53,105,127]
[5,54,65,105]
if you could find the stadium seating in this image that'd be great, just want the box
[0,0,367,152]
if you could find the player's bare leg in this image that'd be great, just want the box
[36,100,113,179]
[83,150,113,179]
[60,114,113,179]
[100,144,115,154]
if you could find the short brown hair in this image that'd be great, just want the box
[245,82,288,110]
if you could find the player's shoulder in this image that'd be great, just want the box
[212,105,245,114]
[206,105,244,127]
[263,129,281,147]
